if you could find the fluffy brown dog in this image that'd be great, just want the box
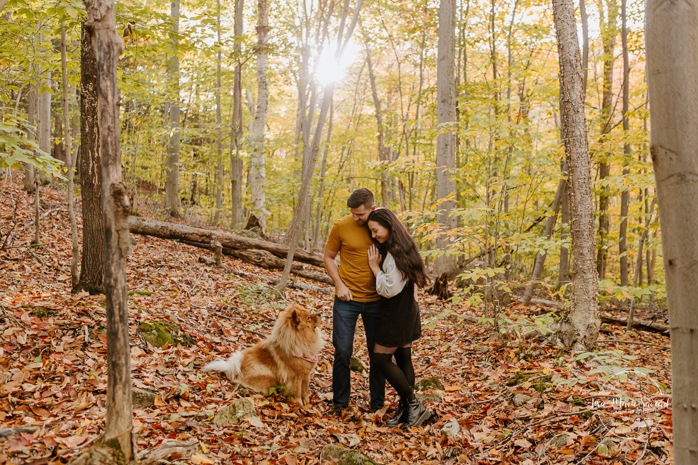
[203,304,324,405]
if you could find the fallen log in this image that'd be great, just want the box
[527,298,669,335]
[129,216,324,267]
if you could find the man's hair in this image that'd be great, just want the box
[347,188,375,209]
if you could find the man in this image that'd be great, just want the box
[324,188,385,415]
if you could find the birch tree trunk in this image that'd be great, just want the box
[165,0,181,218]
[229,0,244,228]
[646,1,698,460]
[23,85,37,193]
[434,0,458,276]
[83,0,133,460]
[250,0,269,229]
[551,0,600,350]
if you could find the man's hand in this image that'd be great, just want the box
[367,245,382,276]
[335,282,353,301]
[325,247,353,301]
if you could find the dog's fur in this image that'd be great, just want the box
[203,304,324,404]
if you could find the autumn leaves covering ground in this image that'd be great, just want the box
[1,177,673,464]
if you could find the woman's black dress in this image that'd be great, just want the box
[375,277,422,347]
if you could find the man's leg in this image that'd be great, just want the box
[332,297,360,409]
[362,300,385,411]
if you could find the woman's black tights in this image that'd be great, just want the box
[372,346,415,399]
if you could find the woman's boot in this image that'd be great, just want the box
[404,394,431,427]
[386,399,407,426]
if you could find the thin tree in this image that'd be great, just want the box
[595,0,618,279]
[250,0,269,228]
[434,0,457,276]
[61,23,79,288]
[646,0,698,460]
[551,0,600,350]
[213,0,224,224]
[618,0,630,286]
[165,0,182,218]
[229,0,244,228]
[277,0,363,292]
[72,0,133,461]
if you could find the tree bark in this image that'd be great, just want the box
[646,0,698,459]
[551,0,600,351]
[84,0,133,459]
[365,45,390,207]
[75,22,105,295]
[434,0,458,276]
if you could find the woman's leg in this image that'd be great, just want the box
[372,344,413,400]
[394,345,414,389]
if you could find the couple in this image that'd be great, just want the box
[324,188,431,428]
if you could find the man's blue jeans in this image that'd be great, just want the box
[332,297,385,410]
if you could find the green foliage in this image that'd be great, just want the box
[0,117,66,178]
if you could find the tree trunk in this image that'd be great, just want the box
[229,0,244,228]
[365,46,390,207]
[165,0,181,218]
[250,0,269,228]
[646,1,698,459]
[579,0,589,92]
[521,178,565,303]
[213,0,224,224]
[75,23,105,295]
[434,0,458,276]
[618,0,630,286]
[551,0,600,350]
[83,0,133,459]
[595,0,617,280]
[23,85,37,193]
[61,23,79,289]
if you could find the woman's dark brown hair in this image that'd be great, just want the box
[367,208,428,288]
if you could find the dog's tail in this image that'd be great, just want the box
[203,351,243,382]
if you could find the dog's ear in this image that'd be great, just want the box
[290,308,301,326]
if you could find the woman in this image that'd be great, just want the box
[366,208,431,427]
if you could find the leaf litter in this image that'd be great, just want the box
[0,177,672,464]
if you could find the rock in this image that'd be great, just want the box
[132,388,157,408]
[213,397,257,426]
[513,394,532,407]
[138,320,192,348]
[319,444,377,465]
[549,433,569,449]
[320,444,347,461]
[597,438,618,457]
[440,418,461,438]
[349,356,365,373]
[415,376,444,391]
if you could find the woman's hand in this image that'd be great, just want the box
[367,245,382,276]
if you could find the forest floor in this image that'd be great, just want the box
[0,174,672,465]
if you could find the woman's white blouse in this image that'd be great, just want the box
[375,252,407,298]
